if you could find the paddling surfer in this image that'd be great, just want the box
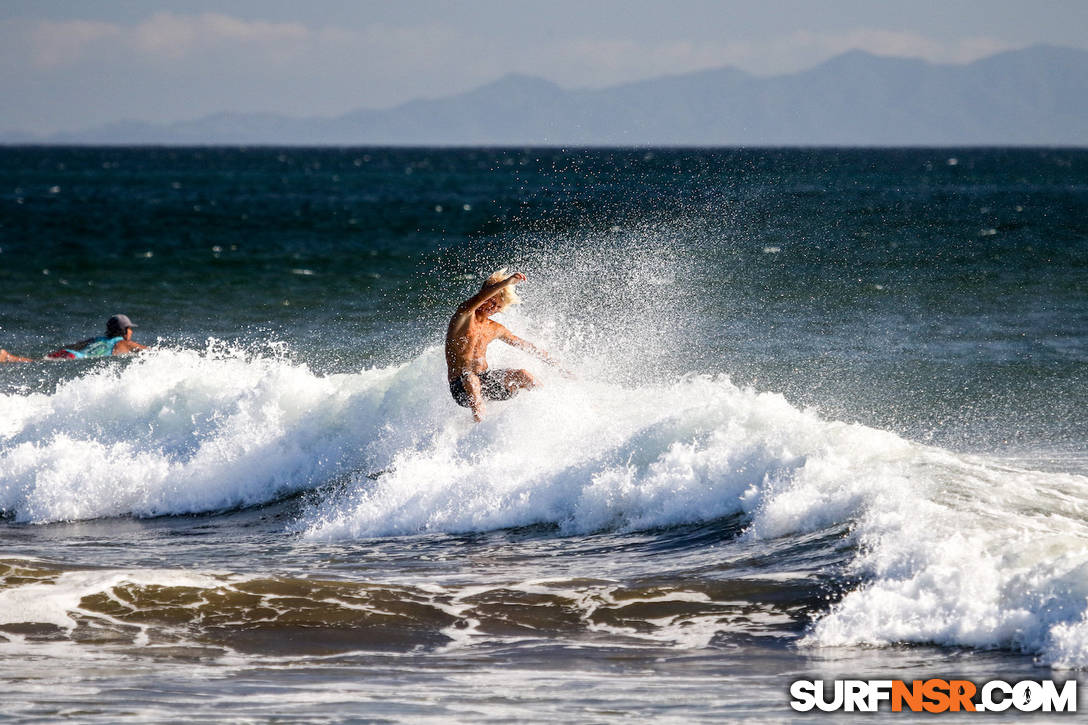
[445,269,562,422]
[0,314,147,362]
[46,314,148,359]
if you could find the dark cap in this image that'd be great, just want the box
[106,314,137,337]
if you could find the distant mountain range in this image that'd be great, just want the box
[7,45,1088,146]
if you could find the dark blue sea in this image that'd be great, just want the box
[1,147,1086,721]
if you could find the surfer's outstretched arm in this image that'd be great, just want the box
[455,272,526,317]
[498,328,567,370]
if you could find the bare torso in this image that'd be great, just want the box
[445,310,504,381]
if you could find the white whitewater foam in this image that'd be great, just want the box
[294,346,1088,668]
[301,340,920,540]
[0,343,415,521]
[804,454,1088,669]
[3,341,1088,668]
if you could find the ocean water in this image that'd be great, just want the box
[0,147,1086,721]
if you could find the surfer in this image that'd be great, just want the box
[0,314,148,362]
[446,269,563,422]
[46,314,148,359]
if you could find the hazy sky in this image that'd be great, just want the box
[2,0,1086,133]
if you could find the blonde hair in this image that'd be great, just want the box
[482,267,523,310]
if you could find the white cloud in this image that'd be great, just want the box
[129,12,312,61]
[18,13,328,68]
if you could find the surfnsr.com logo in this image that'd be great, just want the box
[789,679,1077,713]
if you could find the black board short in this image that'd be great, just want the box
[449,369,516,407]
